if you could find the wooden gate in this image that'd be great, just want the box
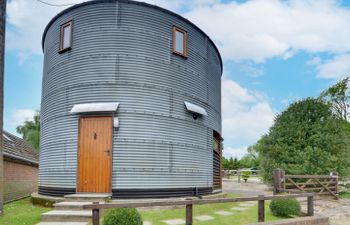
[273,169,338,199]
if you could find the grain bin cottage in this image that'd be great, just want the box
[40,0,223,198]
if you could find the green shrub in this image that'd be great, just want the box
[103,208,142,225]
[269,198,301,217]
[241,171,252,182]
[339,190,350,198]
[31,197,55,208]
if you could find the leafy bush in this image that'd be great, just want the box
[103,208,142,225]
[241,171,252,182]
[255,98,350,183]
[269,198,301,217]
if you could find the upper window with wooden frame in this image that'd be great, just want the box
[172,26,187,58]
[59,21,72,53]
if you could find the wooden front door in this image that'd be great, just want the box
[77,116,112,193]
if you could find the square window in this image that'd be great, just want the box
[172,26,187,57]
[59,21,72,53]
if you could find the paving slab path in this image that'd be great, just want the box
[162,218,185,225]
[214,210,235,216]
[194,215,214,221]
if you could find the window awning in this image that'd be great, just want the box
[184,101,207,116]
[70,102,119,114]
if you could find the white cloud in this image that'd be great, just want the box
[8,108,36,129]
[223,146,247,159]
[222,79,275,144]
[5,0,215,58]
[309,54,350,79]
[9,0,350,66]
[6,0,86,56]
[185,0,350,63]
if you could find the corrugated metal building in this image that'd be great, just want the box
[39,0,223,198]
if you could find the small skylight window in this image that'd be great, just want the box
[173,26,187,57]
[59,21,72,53]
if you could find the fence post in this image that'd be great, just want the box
[331,171,338,194]
[186,204,193,225]
[307,195,314,216]
[92,202,100,225]
[273,169,285,195]
[238,169,241,183]
[258,195,265,222]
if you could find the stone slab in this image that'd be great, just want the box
[194,215,215,221]
[215,210,234,216]
[231,207,247,211]
[239,203,256,207]
[162,219,185,225]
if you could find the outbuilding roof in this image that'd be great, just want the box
[3,131,39,165]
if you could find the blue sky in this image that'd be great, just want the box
[4,0,350,158]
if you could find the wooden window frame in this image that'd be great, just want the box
[172,26,188,58]
[59,20,73,53]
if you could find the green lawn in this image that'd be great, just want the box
[140,198,281,225]
[339,190,350,198]
[0,198,51,225]
[98,194,283,225]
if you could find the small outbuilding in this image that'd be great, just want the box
[40,0,223,198]
[3,131,38,202]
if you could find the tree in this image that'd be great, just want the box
[320,77,349,121]
[222,157,240,170]
[222,157,229,170]
[16,112,40,150]
[233,157,240,170]
[256,98,350,183]
[239,145,260,168]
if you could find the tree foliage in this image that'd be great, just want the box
[222,151,259,170]
[320,77,349,121]
[256,98,350,183]
[222,157,240,170]
[16,112,40,150]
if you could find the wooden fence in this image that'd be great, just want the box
[83,193,315,225]
[273,169,338,199]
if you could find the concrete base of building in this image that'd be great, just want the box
[31,192,64,207]
[38,186,219,199]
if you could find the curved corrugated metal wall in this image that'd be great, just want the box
[40,0,222,197]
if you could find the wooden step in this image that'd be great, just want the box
[64,193,111,202]
[37,222,88,225]
[54,201,94,210]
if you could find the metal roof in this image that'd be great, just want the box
[184,101,207,116]
[70,102,120,114]
[41,0,223,74]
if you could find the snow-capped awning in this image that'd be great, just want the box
[184,101,207,116]
[70,102,119,114]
